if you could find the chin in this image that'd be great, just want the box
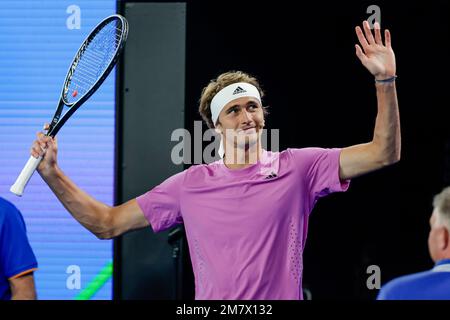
[237,138,259,151]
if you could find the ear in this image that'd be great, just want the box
[437,226,448,250]
[443,227,450,251]
[260,108,266,128]
[214,123,222,135]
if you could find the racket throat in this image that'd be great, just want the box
[47,118,59,137]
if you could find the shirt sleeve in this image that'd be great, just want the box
[376,287,389,300]
[377,280,398,300]
[288,148,350,211]
[136,170,186,233]
[0,202,38,280]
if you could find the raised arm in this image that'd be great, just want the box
[33,128,149,239]
[339,20,400,180]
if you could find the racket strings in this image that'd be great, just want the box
[65,20,125,103]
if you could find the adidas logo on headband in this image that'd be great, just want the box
[232,86,246,95]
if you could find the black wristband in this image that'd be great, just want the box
[375,75,397,83]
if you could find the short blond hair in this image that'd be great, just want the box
[433,186,450,227]
[198,71,269,129]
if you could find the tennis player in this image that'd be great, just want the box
[31,21,399,299]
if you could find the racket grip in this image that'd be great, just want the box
[10,155,43,196]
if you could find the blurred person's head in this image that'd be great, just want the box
[428,186,450,262]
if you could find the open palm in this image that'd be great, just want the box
[355,21,396,80]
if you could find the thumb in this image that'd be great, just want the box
[50,135,58,149]
[355,44,366,60]
[43,123,58,147]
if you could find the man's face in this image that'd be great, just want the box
[216,97,265,152]
[427,209,448,262]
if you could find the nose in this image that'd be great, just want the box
[240,108,252,124]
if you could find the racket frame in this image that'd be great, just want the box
[47,14,129,137]
[10,14,129,196]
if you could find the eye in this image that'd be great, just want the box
[227,107,239,114]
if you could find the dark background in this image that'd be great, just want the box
[119,0,450,300]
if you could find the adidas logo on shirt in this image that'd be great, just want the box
[264,172,277,179]
[232,86,246,95]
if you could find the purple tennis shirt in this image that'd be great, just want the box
[136,148,350,300]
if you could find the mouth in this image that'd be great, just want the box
[239,126,256,132]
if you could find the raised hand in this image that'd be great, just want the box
[31,123,58,175]
[355,21,396,80]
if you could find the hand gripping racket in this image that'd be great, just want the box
[10,14,128,196]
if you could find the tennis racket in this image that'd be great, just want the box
[10,14,128,196]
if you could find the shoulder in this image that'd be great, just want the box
[378,270,434,299]
[0,198,23,225]
[155,163,222,189]
[286,147,342,159]
[0,198,28,245]
[146,164,221,194]
[184,161,222,181]
[0,197,19,213]
[283,147,342,170]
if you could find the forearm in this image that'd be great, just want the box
[10,274,37,300]
[40,166,113,239]
[11,290,36,300]
[371,81,401,164]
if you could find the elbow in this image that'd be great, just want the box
[95,224,116,240]
[381,149,401,166]
[393,152,401,164]
[95,231,114,240]
[94,209,116,240]
[372,140,401,167]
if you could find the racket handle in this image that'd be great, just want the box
[10,155,43,196]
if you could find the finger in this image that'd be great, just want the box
[355,44,368,63]
[36,131,50,143]
[36,136,52,154]
[36,131,45,142]
[43,123,50,130]
[49,136,58,149]
[355,26,369,50]
[31,142,45,158]
[363,20,376,45]
[385,29,391,48]
[38,139,47,151]
[37,129,50,138]
[30,145,39,158]
[31,149,40,159]
[374,22,383,45]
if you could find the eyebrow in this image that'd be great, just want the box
[226,100,259,111]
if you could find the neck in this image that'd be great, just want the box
[223,142,263,170]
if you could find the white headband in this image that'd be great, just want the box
[210,82,262,158]
[210,82,262,126]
